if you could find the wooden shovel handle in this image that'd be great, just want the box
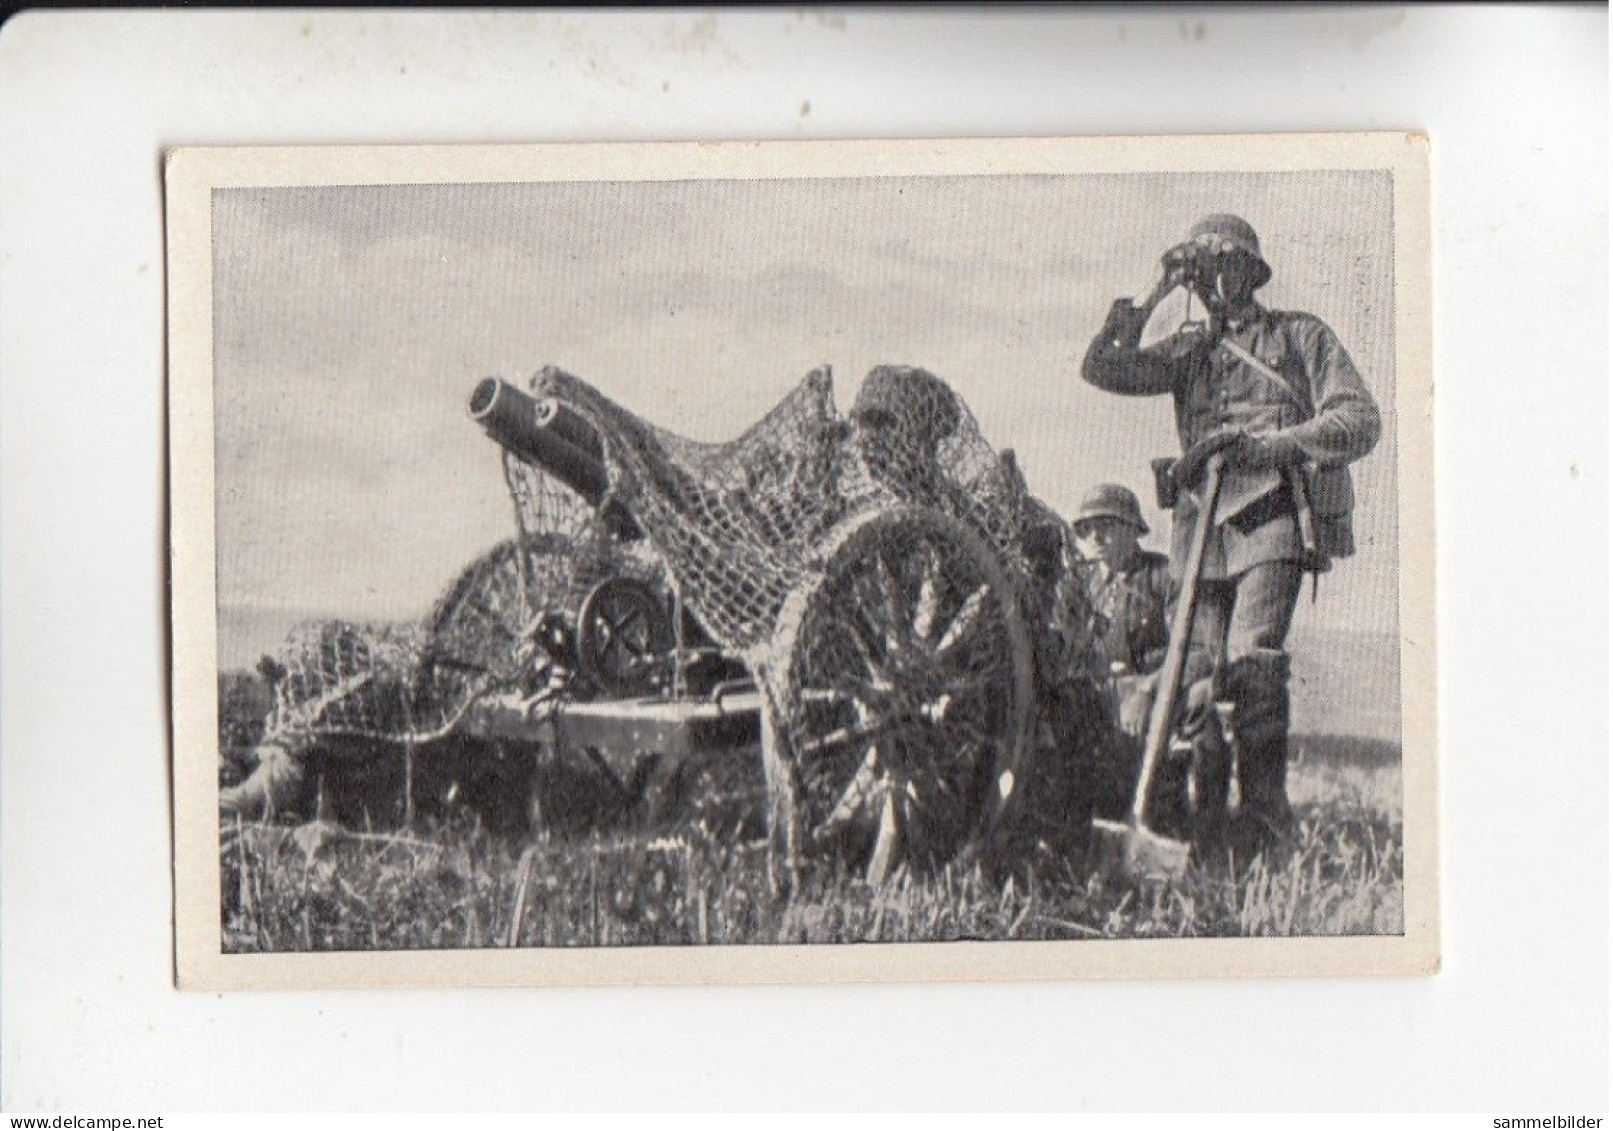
[1131,452,1226,826]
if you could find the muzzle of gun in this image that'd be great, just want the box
[467,377,642,541]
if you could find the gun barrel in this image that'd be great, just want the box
[534,396,605,462]
[468,377,641,540]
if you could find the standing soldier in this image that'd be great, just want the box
[1081,214,1381,854]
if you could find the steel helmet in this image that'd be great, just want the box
[1073,483,1149,536]
[851,365,960,445]
[1188,214,1273,289]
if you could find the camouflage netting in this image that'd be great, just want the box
[251,363,1069,774]
[257,618,432,744]
[257,480,660,748]
[532,363,1042,655]
[517,364,1083,872]
[231,360,1111,880]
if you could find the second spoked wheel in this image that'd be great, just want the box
[767,506,1036,885]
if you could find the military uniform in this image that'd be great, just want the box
[1079,548,1172,678]
[1083,302,1379,583]
[1080,215,1381,851]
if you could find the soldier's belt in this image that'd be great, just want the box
[1224,483,1297,533]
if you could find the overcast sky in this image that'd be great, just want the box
[213,169,1398,647]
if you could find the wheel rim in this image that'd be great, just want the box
[423,541,529,677]
[781,509,1032,874]
[418,537,574,712]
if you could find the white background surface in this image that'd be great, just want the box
[0,5,1606,1113]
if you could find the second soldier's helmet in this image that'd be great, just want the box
[1073,483,1150,536]
[1187,214,1273,290]
[851,365,961,447]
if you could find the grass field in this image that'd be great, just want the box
[220,733,1402,951]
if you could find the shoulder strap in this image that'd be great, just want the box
[1215,335,1309,417]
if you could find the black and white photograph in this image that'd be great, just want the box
[168,134,1434,988]
[11,4,1608,1113]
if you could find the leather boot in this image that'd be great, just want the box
[1227,649,1296,857]
[1188,715,1233,863]
[1156,673,1232,862]
[1144,739,1194,842]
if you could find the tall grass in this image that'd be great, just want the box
[221,742,1402,952]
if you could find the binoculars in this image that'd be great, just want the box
[1161,233,1245,286]
[1161,241,1213,285]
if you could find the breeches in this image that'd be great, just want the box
[1185,560,1303,681]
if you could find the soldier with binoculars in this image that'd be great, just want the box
[1081,214,1382,856]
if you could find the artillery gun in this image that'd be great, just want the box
[460,364,1065,886]
[224,360,1088,885]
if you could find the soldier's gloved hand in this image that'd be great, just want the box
[1226,430,1303,473]
[1118,676,1156,738]
[1173,677,1220,743]
[1133,244,1198,307]
[1173,428,1245,489]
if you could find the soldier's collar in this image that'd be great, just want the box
[1091,550,1146,579]
[1222,301,1265,334]
[1116,551,1148,576]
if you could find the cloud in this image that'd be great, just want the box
[212,170,1400,634]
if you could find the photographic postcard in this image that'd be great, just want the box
[167,133,1435,989]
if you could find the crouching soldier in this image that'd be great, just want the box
[1081,214,1381,856]
[1066,484,1182,830]
[1072,483,1171,691]
[848,363,977,523]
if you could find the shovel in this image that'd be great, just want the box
[1092,448,1228,882]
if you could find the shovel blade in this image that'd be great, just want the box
[1091,818,1192,882]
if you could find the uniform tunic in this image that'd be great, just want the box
[1082,300,1381,581]
[1079,548,1172,676]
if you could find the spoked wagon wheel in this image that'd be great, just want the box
[576,576,674,697]
[418,535,575,710]
[765,506,1036,887]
